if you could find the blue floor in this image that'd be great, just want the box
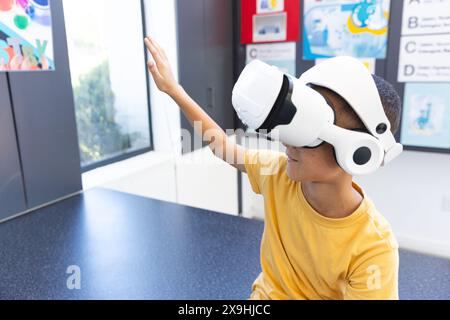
[0,188,448,300]
[399,250,450,300]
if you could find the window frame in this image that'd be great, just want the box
[76,0,154,173]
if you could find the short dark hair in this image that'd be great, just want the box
[371,74,402,135]
[331,75,402,135]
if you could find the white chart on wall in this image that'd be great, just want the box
[398,0,450,82]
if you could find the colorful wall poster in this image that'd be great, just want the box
[398,34,450,82]
[303,0,390,60]
[241,0,300,44]
[246,42,296,76]
[401,0,450,36]
[400,83,450,149]
[253,12,287,43]
[257,0,284,14]
[0,0,54,72]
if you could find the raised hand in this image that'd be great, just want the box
[144,36,179,96]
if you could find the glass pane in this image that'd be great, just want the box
[63,0,151,168]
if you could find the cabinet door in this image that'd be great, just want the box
[204,0,235,132]
[0,75,27,220]
[177,0,208,152]
[177,0,235,152]
[7,0,82,208]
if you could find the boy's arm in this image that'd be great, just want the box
[145,36,246,172]
[344,248,399,300]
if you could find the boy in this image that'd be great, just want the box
[144,36,400,300]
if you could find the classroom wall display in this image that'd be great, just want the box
[253,12,287,42]
[303,0,391,60]
[0,0,54,71]
[400,83,450,149]
[254,0,287,42]
[246,42,296,75]
[398,0,450,82]
[241,0,300,44]
[401,0,450,36]
[398,34,450,82]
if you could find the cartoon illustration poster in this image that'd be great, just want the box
[303,0,390,60]
[0,0,54,72]
[401,83,450,149]
[253,12,287,43]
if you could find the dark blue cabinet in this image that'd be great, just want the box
[177,0,235,152]
[0,74,27,220]
[0,0,82,219]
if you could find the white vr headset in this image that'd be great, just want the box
[232,56,403,176]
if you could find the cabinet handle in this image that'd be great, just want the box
[207,87,214,109]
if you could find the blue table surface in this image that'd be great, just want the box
[0,188,448,300]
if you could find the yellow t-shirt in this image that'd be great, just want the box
[244,149,399,300]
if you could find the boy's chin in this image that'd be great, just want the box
[286,161,326,182]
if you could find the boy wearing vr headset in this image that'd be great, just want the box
[145,36,401,300]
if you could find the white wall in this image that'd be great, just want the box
[175,147,239,215]
[355,150,450,258]
[83,152,177,203]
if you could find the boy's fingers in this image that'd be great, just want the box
[147,60,158,74]
[146,36,168,61]
[144,37,164,66]
[144,38,158,57]
[149,37,167,59]
[147,60,163,81]
[145,37,163,58]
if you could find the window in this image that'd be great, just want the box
[63,0,152,171]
